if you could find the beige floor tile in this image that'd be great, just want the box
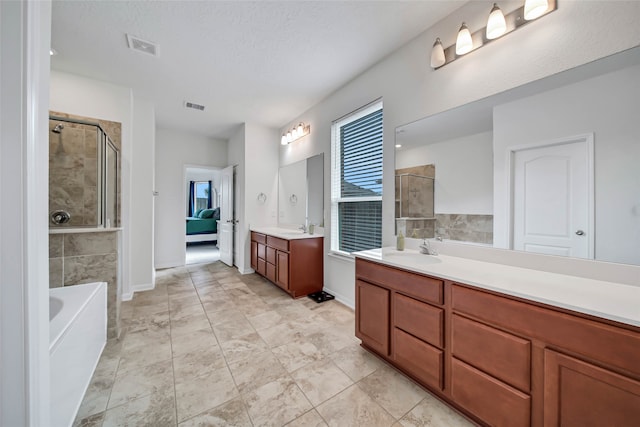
[175,366,239,422]
[117,339,173,375]
[303,329,356,357]
[73,411,105,427]
[246,309,284,331]
[170,302,206,322]
[108,359,174,408]
[272,340,325,373]
[170,312,212,338]
[291,359,354,406]
[212,317,256,342]
[169,293,202,312]
[228,349,287,393]
[330,344,385,382]
[257,321,306,348]
[170,327,219,357]
[205,307,246,327]
[285,409,328,427]
[121,323,170,352]
[102,390,176,427]
[219,331,269,365]
[173,346,227,383]
[74,364,117,420]
[121,310,170,334]
[358,365,426,419]
[398,393,475,427]
[201,295,238,313]
[178,396,252,427]
[243,377,313,426]
[316,384,395,427]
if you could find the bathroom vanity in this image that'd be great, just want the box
[355,248,640,427]
[250,227,323,298]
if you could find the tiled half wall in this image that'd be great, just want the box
[49,231,121,338]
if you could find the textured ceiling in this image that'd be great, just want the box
[51,1,464,139]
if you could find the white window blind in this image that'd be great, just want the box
[331,100,383,255]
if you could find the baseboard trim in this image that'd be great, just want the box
[322,287,354,310]
[155,260,184,270]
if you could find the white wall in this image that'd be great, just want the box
[227,125,246,270]
[241,123,279,273]
[155,128,228,268]
[1,1,51,424]
[493,63,640,265]
[49,70,157,299]
[277,0,640,308]
[396,131,493,215]
[130,98,156,292]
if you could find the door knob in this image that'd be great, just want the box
[575,230,585,236]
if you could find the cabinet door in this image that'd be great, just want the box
[356,280,390,356]
[544,350,640,427]
[276,251,289,290]
[250,241,257,270]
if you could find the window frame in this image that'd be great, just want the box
[330,99,383,256]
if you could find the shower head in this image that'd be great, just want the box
[52,123,64,133]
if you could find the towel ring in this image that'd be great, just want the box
[257,193,267,204]
[289,194,298,205]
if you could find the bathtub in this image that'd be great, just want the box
[50,282,107,427]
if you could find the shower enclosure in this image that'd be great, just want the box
[49,116,119,228]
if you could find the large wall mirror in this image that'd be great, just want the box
[278,153,324,228]
[395,45,640,266]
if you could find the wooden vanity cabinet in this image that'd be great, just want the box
[355,257,640,427]
[250,231,323,298]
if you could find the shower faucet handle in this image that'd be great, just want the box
[51,210,71,224]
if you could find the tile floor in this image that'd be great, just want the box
[185,243,220,265]
[74,261,475,427]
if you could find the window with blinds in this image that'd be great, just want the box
[331,100,383,254]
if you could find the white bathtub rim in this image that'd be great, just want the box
[49,282,106,354]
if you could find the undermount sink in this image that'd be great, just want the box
[384,252,442,265]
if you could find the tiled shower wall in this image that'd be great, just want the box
[49,231,121,339]
[49,111,121,228]
[435,214,493,245]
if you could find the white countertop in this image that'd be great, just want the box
[355,247,640,328]
[251,226,323,240]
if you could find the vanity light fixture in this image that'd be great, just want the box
[455,23,473,55]
[430,0,557,69]
[281,122,311,145]
[524,0,549,20]
[430,38,446,68]
[486,3,507,39]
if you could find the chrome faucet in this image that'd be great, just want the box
[419,239,437,255]
[299,224,307,233]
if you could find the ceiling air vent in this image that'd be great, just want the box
[184,101,205,111]
[126,34,158,57]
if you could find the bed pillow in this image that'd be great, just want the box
[193,208,204,218]
[199,208,215,219]
[212,207,220,220]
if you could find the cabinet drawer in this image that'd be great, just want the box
[266,247,276,265]
[452,314,530,392]
[452,358,531,427]
[394,293,443,348]
[267,236,288,252]
[356,259,443,305]
[251,232,266,244]
[257,243,266,260]
[266,262,276,283]
[452,284,640,377]
[393,328,443,390]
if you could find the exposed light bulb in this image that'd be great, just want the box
[430,38,445,68]
[395,144,402,148]
[486,3,507,40]
[297,123,304,136]
[281,134,287,145]
[524,0,548,20]
[455,23,473,56]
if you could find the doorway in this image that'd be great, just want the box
[184,166,222,265]
[511,134,594,258]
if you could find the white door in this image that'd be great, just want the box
[219,165,235,266]
[513,136,593,258]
